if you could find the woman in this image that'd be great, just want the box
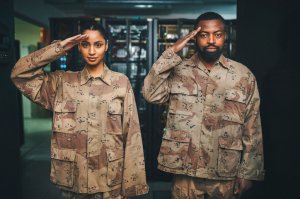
[11,22,148,199]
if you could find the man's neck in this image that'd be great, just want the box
[198,56,217,71]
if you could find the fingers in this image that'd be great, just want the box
[171,27,201,53]
[184,26,201,40]
[60,34,88,51]
[70,34,88,44]
[178,26,201,45]
[234,178,241,195]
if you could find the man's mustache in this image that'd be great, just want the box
[204,44,219,50]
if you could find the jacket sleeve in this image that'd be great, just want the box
[237,75,265,180]
[122,78,149,197]
[142,48,182,104]
[10,42,66,111]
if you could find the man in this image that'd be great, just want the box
[143,12,264,199]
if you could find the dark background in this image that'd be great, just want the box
[1,0,300,198]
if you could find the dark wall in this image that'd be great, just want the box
[236,1,300,198]
[0,0,21,197]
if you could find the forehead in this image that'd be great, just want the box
[196,19,225,32]
[83,30,105,41]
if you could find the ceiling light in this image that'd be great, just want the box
[134,4,153,8]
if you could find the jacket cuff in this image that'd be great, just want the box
[162,47,176,59]
[51,40,65,54]
[153,48,182,75]
[237,169,265,181]
[123,184,149,197]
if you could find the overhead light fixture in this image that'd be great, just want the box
[134,4,153,8]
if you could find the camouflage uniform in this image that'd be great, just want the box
[171,175,236,199]
[60,187,121,199]
[143,48,264,197]
[11,42,149,198]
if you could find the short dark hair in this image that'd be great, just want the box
[80,21,108,41]
[194,12,226,29]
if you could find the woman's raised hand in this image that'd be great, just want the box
[60,34,88,51]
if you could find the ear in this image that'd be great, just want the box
[78,44,81,52]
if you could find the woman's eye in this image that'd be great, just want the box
[81,43,89,48]
[95,43,102,48]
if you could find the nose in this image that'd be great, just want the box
[89,46,95,55]
[208,34,216,44]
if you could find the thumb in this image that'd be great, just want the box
[234,179,240,195]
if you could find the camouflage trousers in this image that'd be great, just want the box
[171,175,237,199]
[60,188,122,199]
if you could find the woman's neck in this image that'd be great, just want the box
[86,63,104,77]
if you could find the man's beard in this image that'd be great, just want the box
[196,44,223,63]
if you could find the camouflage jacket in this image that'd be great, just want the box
[143,48,265,181]
[11,42,149,196]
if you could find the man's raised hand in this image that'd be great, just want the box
[170,26,201,53]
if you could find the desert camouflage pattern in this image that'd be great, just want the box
[143,48,264,181]
[11,42,149,197]
[61,187,122,199]
[172,175,237,199]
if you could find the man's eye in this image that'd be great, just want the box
[199,34,207,38]
[215,33,223,38]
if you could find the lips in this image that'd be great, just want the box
[87,57,97,62]
[205,47,218,52]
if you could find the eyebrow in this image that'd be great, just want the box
[81,40,104,44]
[199,30,224,34]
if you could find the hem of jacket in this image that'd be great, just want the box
[157,164,239,181]
[237,169,265,181]
[123,184,149,197]
[51,181,122,194]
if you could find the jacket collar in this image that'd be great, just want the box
[80,64,112,86]
[187,53,230,71]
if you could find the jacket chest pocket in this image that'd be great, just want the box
[53,100,77,133]
[158,129,190,169]
[217,136,243,177]
[168,84,198,131]
[106,98,123,134]
[222,89,247,124]
[168,108,195,131]
[50,148,76,187]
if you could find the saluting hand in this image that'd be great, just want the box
[170,26,201,53]
[60,34,88,51]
